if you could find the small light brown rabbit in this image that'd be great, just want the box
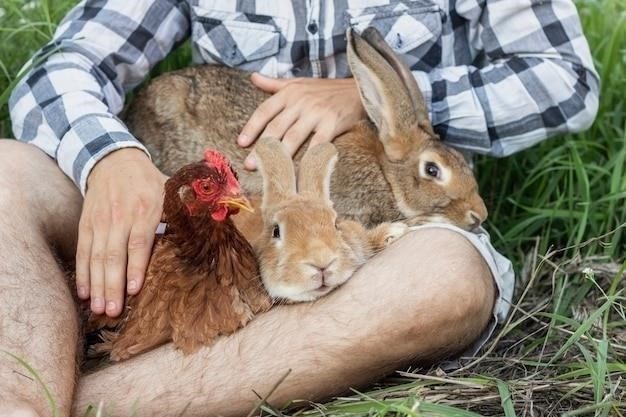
[251,136,408,302]
[125,27,487,230]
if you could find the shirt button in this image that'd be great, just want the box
[307,21,318,34]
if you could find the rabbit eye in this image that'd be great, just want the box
[424,162,441,179]
[272,225,281,239]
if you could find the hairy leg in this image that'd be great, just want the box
[0,140,82,417]
[74,228,495,417]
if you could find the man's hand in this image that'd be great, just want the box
[76,148,167,317]
[237,74,365,170]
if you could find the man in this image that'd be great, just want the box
[1,1,598,416]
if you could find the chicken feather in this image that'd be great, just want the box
[86,152,272,361]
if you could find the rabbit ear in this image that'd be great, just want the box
[254,137,297,209]
[297,142,338,206]
[359,27,435,138]
[347,27,436,160]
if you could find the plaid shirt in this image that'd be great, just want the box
[10,0,599,194]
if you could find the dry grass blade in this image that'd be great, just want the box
[247,369,292,417]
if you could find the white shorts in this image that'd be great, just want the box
[409,223,515,357]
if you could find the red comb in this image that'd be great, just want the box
[204,149,231,172]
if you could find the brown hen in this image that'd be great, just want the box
[87,150,272,361]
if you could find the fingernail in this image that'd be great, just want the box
[245,155,256,169]
[106,301,116,312]
[238,134,251,146]
[128,280,137,291]
[92,297,104,310]
[78,286,88,298]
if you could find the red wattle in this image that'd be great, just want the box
[211,205,229,222]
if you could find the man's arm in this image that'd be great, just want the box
[236,0,599,168]
[9,0,190,192]
[9,0,190,317]
[412,0,599,156]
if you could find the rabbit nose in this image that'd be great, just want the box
[468,211,483,229]
[317,267,332,283]
[310,259,336,283]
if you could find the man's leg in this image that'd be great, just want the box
[0,140,83,417]
[74,227,495,417]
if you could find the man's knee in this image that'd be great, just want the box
[0,141,39,219]
[0,139,44,167]
[428,230,495,324]
[0,140,81,252]
[384,228,496,355]
[0,140,44,195]
[0,139,78,209]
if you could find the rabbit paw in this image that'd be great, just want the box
[384,222,409,244]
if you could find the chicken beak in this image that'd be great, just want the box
[219,195,254,213]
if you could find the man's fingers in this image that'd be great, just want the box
[126,223,157,296]
[238,96,284,147]
[243,115,316,170]
[309,124,338,148]
[89,224,108,315]
[80,148,166,317]
[243,149,258,171]
[281,116,319,158]
[250,72,292,93]
[261,107,299,140]
[75,221,93,300]
[103,225,129,317]
[240,77,364,169]
[239,101,284,144]
[243,107,300,170]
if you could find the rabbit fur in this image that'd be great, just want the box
[251,136,408,302]
[125,27,487,230]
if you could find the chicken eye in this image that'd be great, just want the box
[201,182,212,192]
[272,225,281,239]
[424,162,440,179]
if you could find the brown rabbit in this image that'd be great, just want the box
[251,136,408,302]
[125,27,487,230]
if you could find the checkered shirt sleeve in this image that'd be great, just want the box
[9,0,599,194]
[411,0,599,156]
[8,1,190,194]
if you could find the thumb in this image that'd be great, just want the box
[250,72,290,93]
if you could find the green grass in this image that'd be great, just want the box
[0,0,624,415]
